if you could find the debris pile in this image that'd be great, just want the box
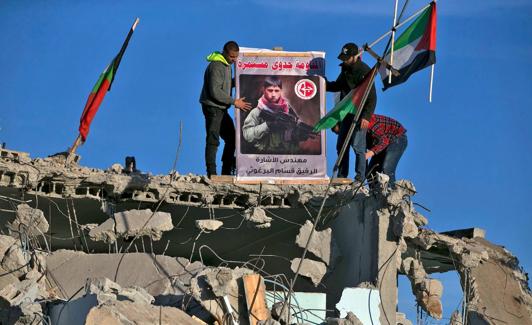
[0,149,530,324]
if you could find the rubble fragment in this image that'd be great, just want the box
[400,257,443,319]
[9,204,49,237]
[449,310,462,325]
[89,209,173,243]
[257,319,281,325]
[1,243,30,279]
[50,277,198,325]
[195,219,224,232]
[290,258,327,286]
[295,220,340,267]
[326,311,363,325]
[244,206,272,228]
[270,301,290,325]
[190,266,255,324]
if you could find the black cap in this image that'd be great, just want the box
[337,42,359,61]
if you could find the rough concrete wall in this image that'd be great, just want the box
[325,178,415,324]
[404,228,532,324]
[462,238,532,324]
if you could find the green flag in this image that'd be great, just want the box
[314,66,377,131]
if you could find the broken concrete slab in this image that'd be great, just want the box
[46,250,204,300]
[441,227,486,239]
[195,219,223,232]
[290,258,326,286]
[460,237,532,325]
[9,204,49,237]
[89,209,173,243]
[50,277,198,325]
[1,244,30,279]
[295,220,340,267]
[85,300,198,325]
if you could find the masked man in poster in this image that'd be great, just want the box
[242,77,312,154]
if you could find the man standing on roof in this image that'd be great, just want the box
[326,43,377,182]
[365,114,407,185]
[200,41,251,178]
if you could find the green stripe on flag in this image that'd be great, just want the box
[90,64,115,93]
[393,6,431,51]
[313,89,357,131]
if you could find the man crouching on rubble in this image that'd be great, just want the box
[200,41,252,178]
[365,114,407,185]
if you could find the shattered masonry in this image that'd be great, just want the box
[0,148,531,324]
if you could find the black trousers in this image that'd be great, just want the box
[336,114,355,178]
[202,105,235,175]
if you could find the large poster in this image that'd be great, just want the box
[235,48,327,181]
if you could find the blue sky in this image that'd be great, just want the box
[1,0,531,322]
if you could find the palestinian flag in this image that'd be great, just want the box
[313,66,377,131]
[78,18,139,142]
[380,2,436,90]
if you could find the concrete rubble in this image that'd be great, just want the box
[244,206,273,228]
[49,277,198,325]
[9,204,49,237]
[0,150,531,324]
[326,311,363,325]
[290,258,327,287]
[89,209,173,243]
[190,266,255,324]
[295,220,340,267]
[195,219,224,232]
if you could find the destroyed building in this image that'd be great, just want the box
[0,147,531,325]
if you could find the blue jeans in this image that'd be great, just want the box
[351,127,367,181]
[368,133,407,184]
[336,115,367,181]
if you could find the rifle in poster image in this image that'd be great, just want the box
[258,108,318,142]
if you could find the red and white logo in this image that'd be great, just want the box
[294,79,317,100]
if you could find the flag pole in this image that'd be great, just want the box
[66,17,140,165]
[388,0,399,84]
[332,66,378,177]
[429,0,436,102]
[68,134,82,155]
[429,64,435,102]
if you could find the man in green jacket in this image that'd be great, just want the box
[199,41,251,177]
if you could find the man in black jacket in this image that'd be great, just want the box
[326,42,377,182]
[199,41,251,177]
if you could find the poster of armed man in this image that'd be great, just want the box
[235,48,327,181]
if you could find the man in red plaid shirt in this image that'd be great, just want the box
[365,114,407,184]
